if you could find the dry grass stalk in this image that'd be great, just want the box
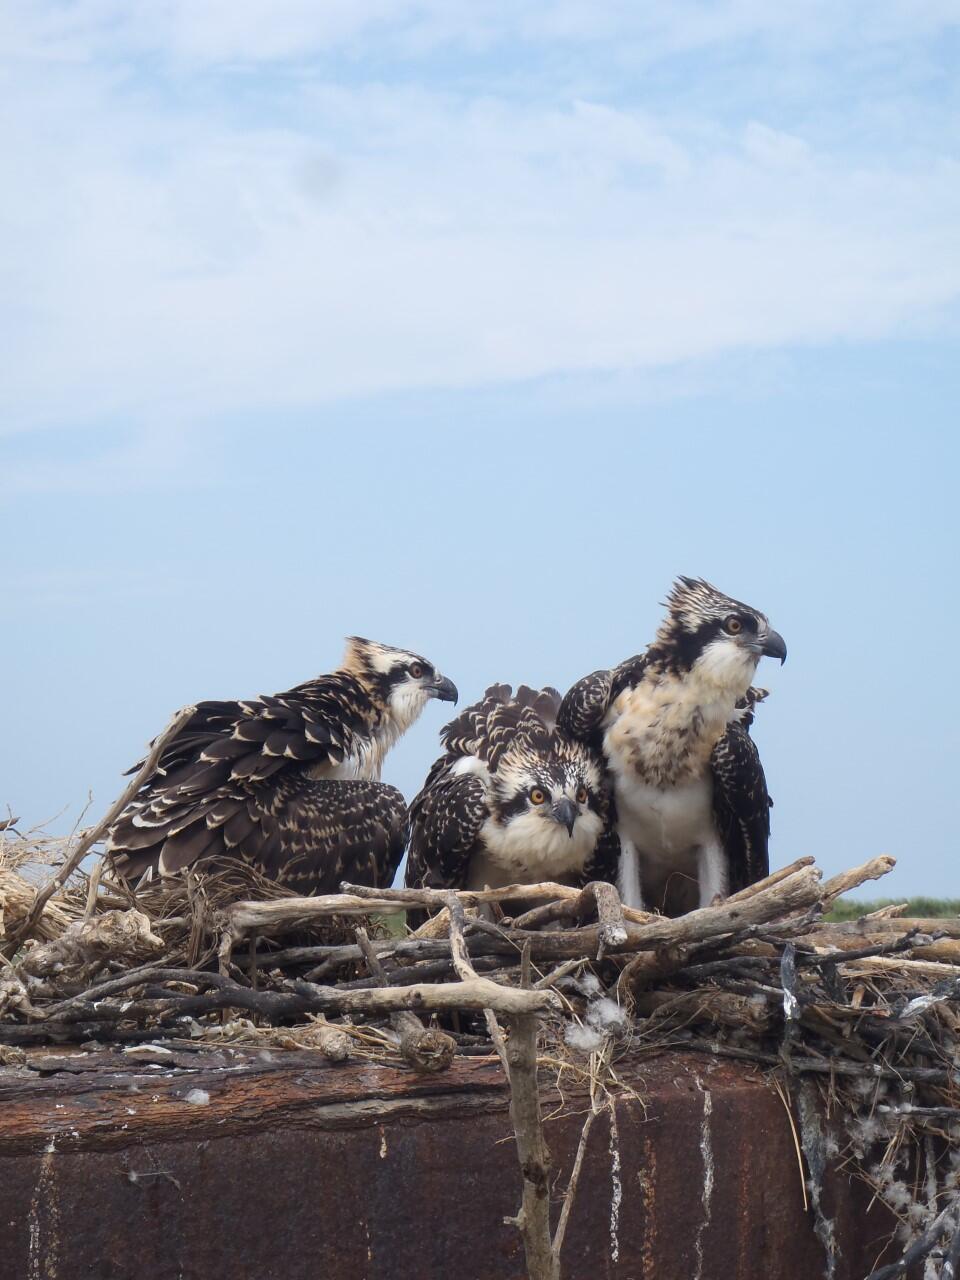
[0,866,76,944]
[3,703,197,956]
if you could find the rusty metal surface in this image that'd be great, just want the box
[0,1046,896,1280]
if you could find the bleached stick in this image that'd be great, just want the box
[512,881,628,954]
[443,893,510,1073]
[342,879,657,926]
[820,855,896,904]
[218,864,825,977]
[503,943,558,1280]
[725,857,816,904]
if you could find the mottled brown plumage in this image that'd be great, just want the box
[406,684,619,903]
[561,578,785,914]
[107,638,457,893]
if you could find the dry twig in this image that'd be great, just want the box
[3,704,197,956]
[504,943,557,1280]
[355,926,455,1074]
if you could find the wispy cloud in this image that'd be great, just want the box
[7,2,959,67]
[1,1,958,443]
[1,421,206,494]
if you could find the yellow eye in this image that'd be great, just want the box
[724,616,742,635]
[530,788,547,805]
[577,786,588,804]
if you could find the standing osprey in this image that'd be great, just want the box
[106,638,457,894]
[559,578,786,915]
[405,684,619,897]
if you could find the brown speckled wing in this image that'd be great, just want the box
[106,672,398,890]
[556,669,613,749]
[110,775,406,893]
[404,769,488,892]
[710,721,772,894]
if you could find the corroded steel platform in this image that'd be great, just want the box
[0,1046,895,1279]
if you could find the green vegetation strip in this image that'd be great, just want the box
[827,897,960,922]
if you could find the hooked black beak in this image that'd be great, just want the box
[429,674,459,704]
[762,629,787,665]
[552,797,578,837]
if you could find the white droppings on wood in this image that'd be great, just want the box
[27,1136,59,1280]
[183,1088,209,1106]
[379,1129,388,1159]
[608,1107,622,1264]
[692,1077,714,1280]
[796,1081,840,1280]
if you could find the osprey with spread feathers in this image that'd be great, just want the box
[106,637,457,893]
[405,683,619,897]
[559,578,786,915]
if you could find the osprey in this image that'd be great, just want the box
[106,638,457,893]
[405,684,619,898]
[559,578,786,915]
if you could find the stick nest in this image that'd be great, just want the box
[2,830,959,1277]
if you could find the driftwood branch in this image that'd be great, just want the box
[355,927,455,1074]
[726,856,817,903]
[24,966,559,1026]
[444,893,510,1072]
[226,865,821,975]
[388,863,822,968]
[337,953,506,990]
[819,855,897,904]
[617,943,695,996]
[828,917,960,938]
[221,861,832,959]
[673,1037,954,1083]
[340,880,589,909]
[504,942,557,1280]
[3,703,197,956]
[341,879,657,925]
[513,881,628,955]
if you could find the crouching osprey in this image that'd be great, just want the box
[559,578,786,915]
[405,684,619,898]
[106,638,457,893]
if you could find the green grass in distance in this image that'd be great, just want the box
[827,897,960,922]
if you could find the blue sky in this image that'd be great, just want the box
[2,3,958,895]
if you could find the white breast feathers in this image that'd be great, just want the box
[473,808,603,887]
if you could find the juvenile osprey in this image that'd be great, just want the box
[559,578,786,915]
[405,684,618,898]
[106,638,457,893]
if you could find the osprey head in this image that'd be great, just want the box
[653,577,786,690]
[342,637,457,732]
[494,739,605,842]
